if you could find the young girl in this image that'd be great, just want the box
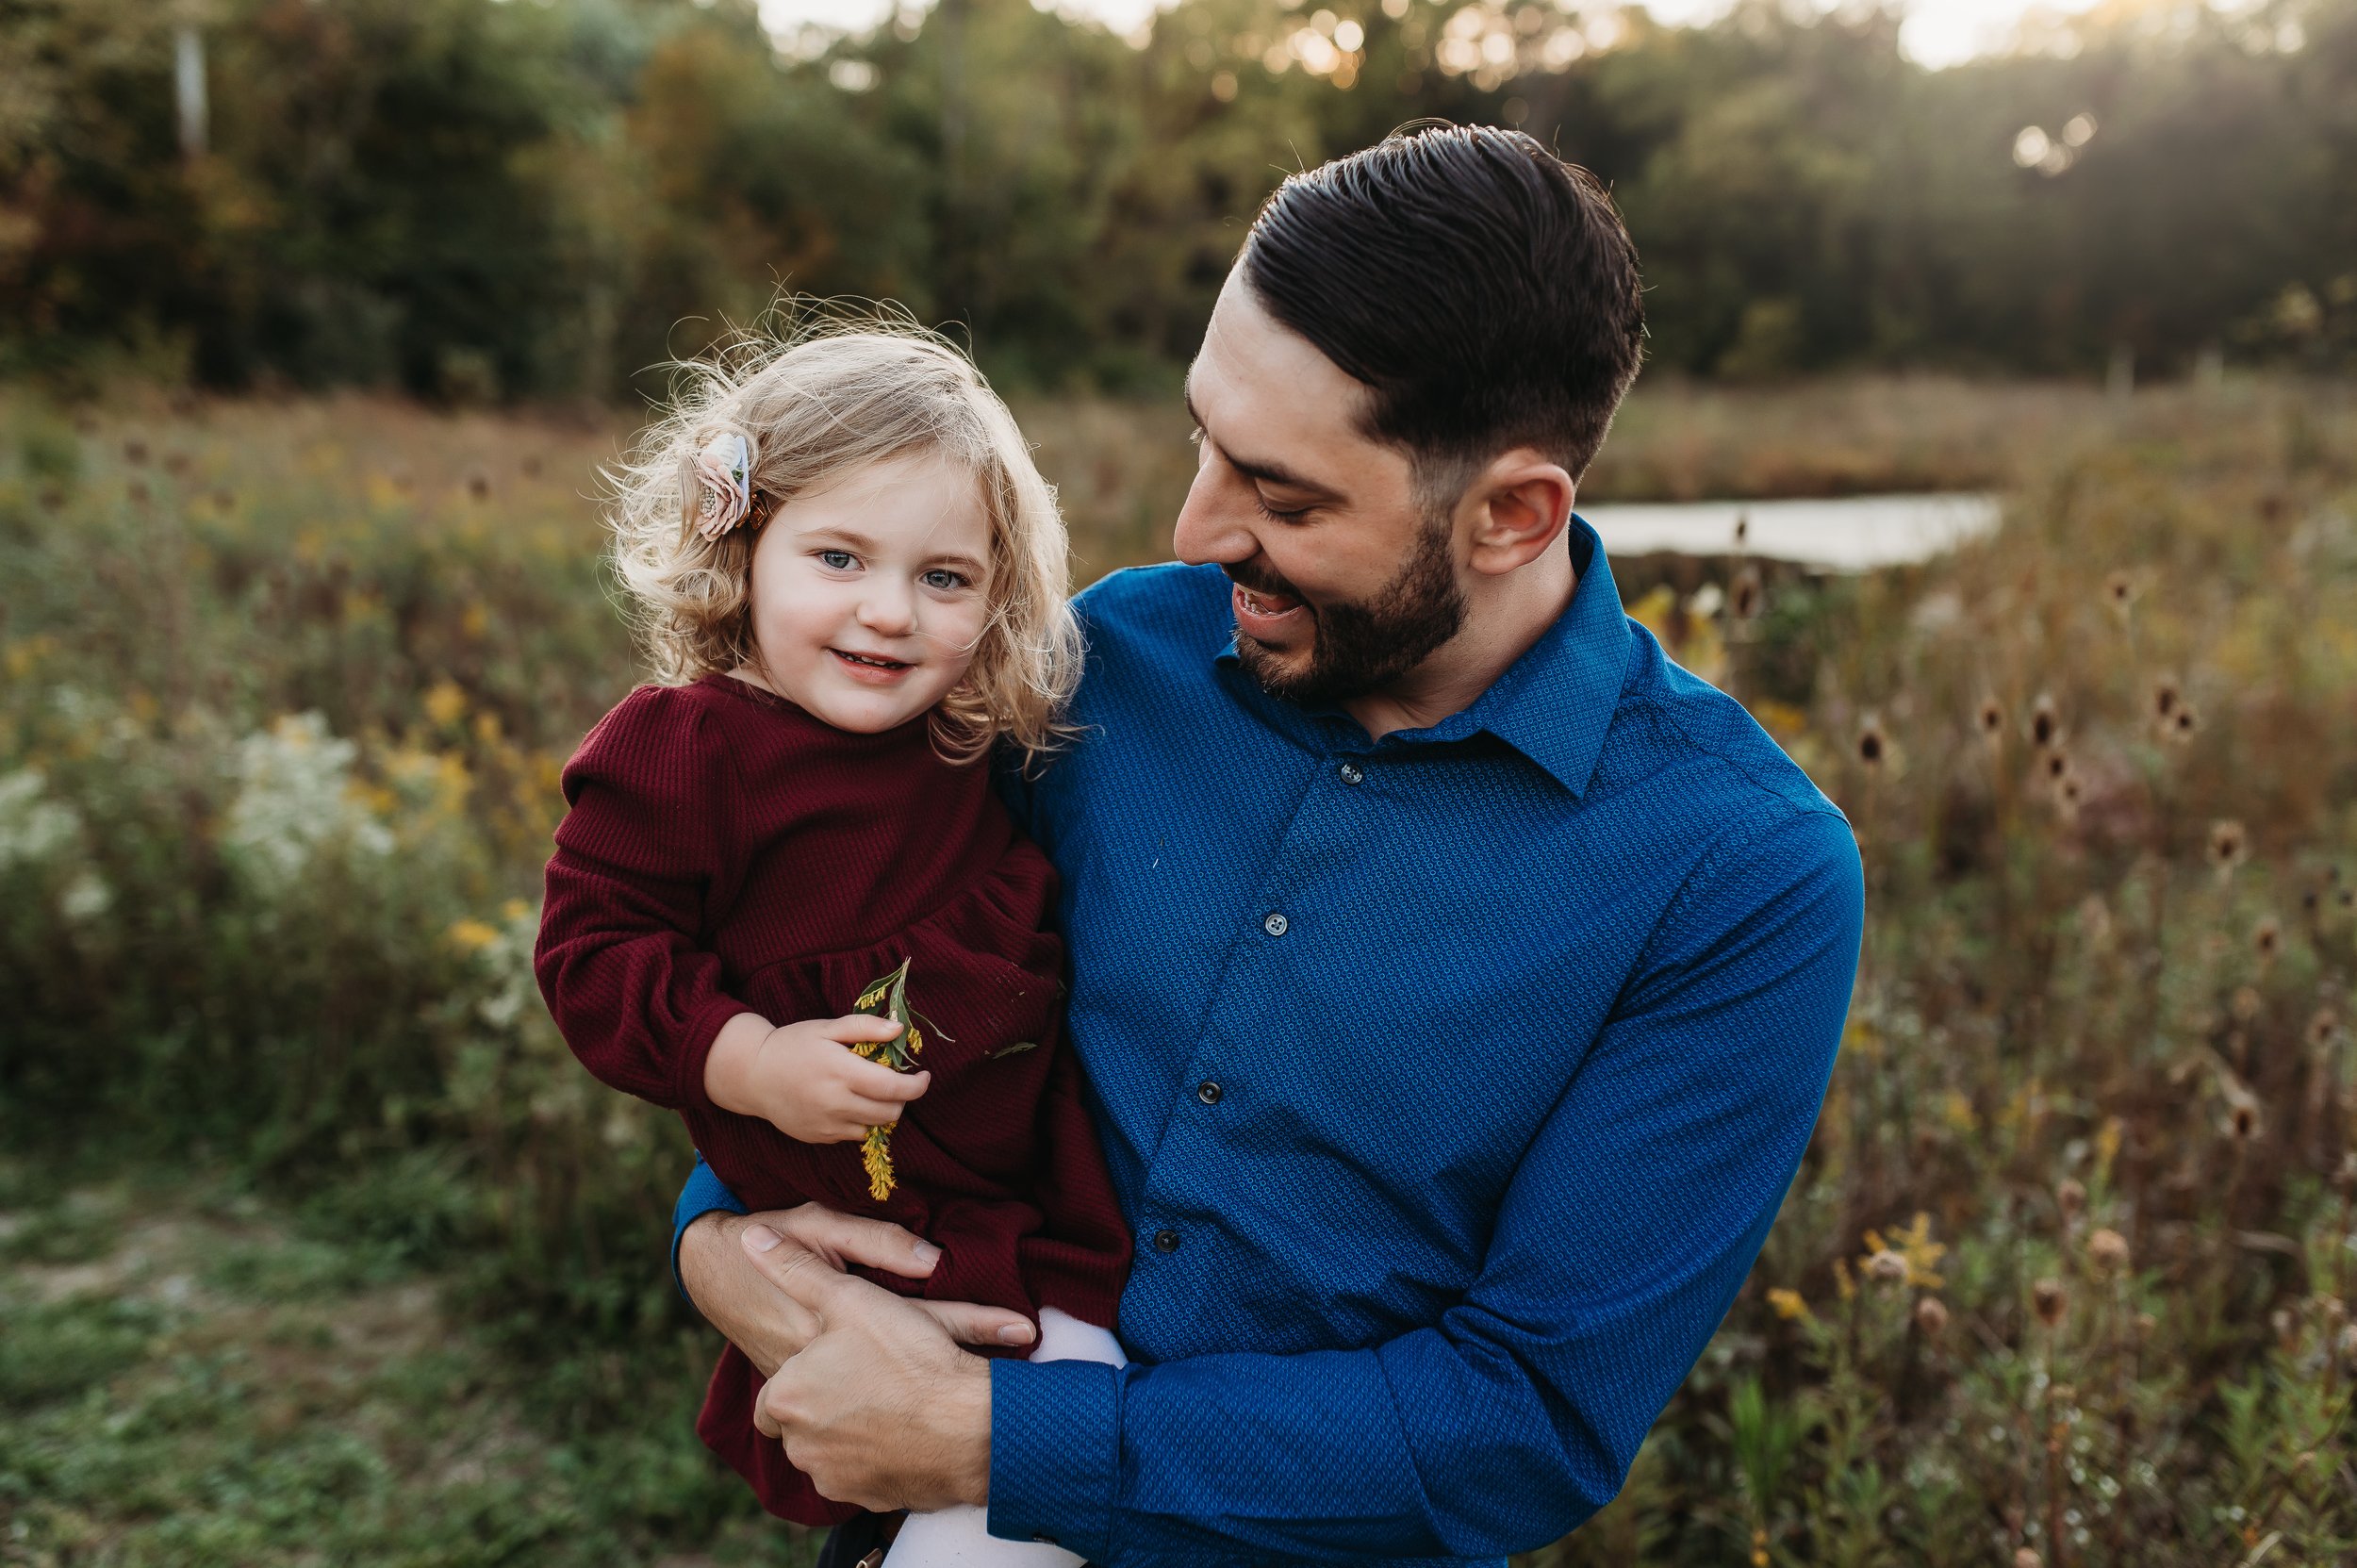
[534,327,1130,1564]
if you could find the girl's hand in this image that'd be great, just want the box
[706,1012,930,1144]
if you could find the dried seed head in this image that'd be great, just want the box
[2225,1102,2260,1142]
[1856,716,1887,769]
[2135,1311,2158,1337]
[1731,565,1762,620]
[2044,750,2069,782]
[2150,675,2181,720]
[2030,694,2060,750]
[2231,985,2262,1023]
[2056,1178,2087,1218]
[2087,1228,2130,1272]
[1915,1296,1950,1336]
[163,451,192,477]
[127,479,151,505]
[2208,820,2248,877]
[466,470,492,502]
[1866,1248,1909,1284]
[2015,1550,2045,1568]
[2252,917,2280,965]
[124,437,149,465]
[2167,704,2200,744]
[2104,570,2135,619]
[1977,697,2006,745]
[1733,511,1750,550]
[2310,1010,2341,1049]
[2032,1277,2069,1327]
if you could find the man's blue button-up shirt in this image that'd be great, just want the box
[673,520,1863,1566]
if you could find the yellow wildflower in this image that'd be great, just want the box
[447,917,501,953]
[1767,1288,1811,1322]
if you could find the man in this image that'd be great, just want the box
[671,124,1863,1563]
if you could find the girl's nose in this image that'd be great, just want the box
[856,582,917,636]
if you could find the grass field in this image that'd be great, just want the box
[4,373,2355,1565]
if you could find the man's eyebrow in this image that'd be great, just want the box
[1183,381,1339,498]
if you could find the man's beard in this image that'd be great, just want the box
[1228,517,1466,708]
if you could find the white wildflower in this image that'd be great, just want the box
[0,769,83,870]
[221,713,392,888]
[59,869,113,921]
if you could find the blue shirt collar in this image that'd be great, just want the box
[1213,516,1632,797]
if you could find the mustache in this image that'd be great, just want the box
[1221,560,1304,602]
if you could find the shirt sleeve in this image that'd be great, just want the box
[670,1152,750,1301]
[986,805,1864,1563]
[535,686,753,1114]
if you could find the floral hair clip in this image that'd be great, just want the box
[692,431,755,540]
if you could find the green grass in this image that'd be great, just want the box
[0,1160,817,1567]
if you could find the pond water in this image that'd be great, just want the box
[1583,491,2003,571]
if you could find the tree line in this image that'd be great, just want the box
[2,0,2351,401]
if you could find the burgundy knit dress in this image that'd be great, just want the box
[535,673,1130,1526]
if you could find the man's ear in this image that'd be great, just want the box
[1460,449,1575,577]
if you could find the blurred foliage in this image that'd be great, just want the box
[3,0,2356,400]
[3,377,2355,1560]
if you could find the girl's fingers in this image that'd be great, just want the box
[829,1014,911,1042]
[836,1055,930,1099]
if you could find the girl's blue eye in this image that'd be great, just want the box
[922,569,968,591]
[818,550,855,570]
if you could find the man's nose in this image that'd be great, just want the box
[1172,460,1259,568]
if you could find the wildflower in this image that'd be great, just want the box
[1856,715,1887,769]
[1750,1527,1768,1568]
[2087,1229,2130,1273]
[58,870,111,922]
[1914,1296,1950,1337]
[2224,1102,2260,1142]
[1767,1287,1811,1322]
[2309,1009,2341,1050]
[1832,1256,1856,1302]
[1866,1248,1909,1284]
[2056,1178,2086,1219]
[423,680,469,728]
[448,917,502,953]
[2150,675,2181,722]
[2033,1278,2069,1327]
[2207,820,2247,880]
[2251,917,2279,966]
[1862,1213,1947,1288]
[2042,749,2069,784]
[2166,704,2200,744]
[1730,565,1762,620]
[2029,693,2060,750]
[848,959,931,1200]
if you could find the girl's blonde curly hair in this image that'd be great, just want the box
[605,318,1080,763]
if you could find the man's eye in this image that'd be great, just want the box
[922,569,969,591]
[1255,496,1310,524]
[818,550,856,570]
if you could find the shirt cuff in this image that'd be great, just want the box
[985,1356,1123,1561]
[672,993,755,1113]
[669,1152,749,1302]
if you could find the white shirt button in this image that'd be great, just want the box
[1263,912,1289,937]
[1340,762,1365,785]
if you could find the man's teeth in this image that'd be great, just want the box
[1241,588,1297,614]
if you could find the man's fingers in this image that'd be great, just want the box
[916,1299,1039,1348]
[741,1223,892,1316]
[775,1204,945,1280]
[840,1093,920,1128]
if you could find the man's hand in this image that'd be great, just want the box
[704,1012,931,1143]
[679,1203,1037,1377]
[743,1229,997,1512]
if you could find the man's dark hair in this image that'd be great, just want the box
[1241,124,1643,499]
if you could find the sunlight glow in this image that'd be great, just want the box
[758,0,2135,69]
